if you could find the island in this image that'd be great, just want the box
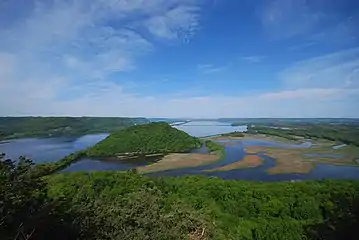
[86,122,226,173]
[86,122,202,158]
[33,122,225,175]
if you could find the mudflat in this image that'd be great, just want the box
[245,145,359,175]
[204,155,263,172]
[137,152,221,174]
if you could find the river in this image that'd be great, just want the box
[1,121,359,181]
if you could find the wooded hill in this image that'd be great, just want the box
[87,122,202,157]
[2,155,359,240]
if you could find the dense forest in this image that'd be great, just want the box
[1,155,359,240]
[87,122,202,157]
[0,117,149,140]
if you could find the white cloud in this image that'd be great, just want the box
[259,0,323,38]
[288,42,316,51]
[197,64,227,74]
[1,0,358,118]
[259,88,359,101]
[145,5,200,41]
[0,53,17,81]
[3,81,358,118]
[242,55,266,63]
[0,0,203,116]
[280,47,359,89]
[259,0,359,43]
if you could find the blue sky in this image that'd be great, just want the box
[0,0,358,118]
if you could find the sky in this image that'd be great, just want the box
[0,0,358,118]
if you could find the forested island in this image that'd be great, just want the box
[24,122,221,176]
[0,117,149,140]
[87,122,202,157]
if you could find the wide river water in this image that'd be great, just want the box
[1,121,359,181]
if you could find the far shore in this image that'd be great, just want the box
[207,133,301,144]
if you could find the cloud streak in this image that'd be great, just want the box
[0,0,358,118]
[280,47,359,89]
[197,64,227,74]
[242,55,266,63]
[0,0,203,116]
[259,0,359,44]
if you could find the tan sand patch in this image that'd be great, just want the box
[244,145,359,175]
[208,133,298,144]
[204,155,263,172]
[137,152,221,174]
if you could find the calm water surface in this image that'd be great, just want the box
[174,121,247,137]
[0,134,108,163]
[1,121,359,181]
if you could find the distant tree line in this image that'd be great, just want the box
[0,117,149,140]
[247,124,359,147]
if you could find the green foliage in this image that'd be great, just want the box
[221,131,245,137]
[2,154,359,239]
[46,172,359,240]
[204,140,225,160]
[33,150,88,176]
[246,126,298,140]
[87,122,202,157]
[0,117,149,140]
[1,156,211,240]
[47,171,211,240]
[205,140,224,152]
[0,154,84,240]
[160,176,359,239]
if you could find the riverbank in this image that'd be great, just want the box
[208,133,301,144]
[204,155,263,172]
[137,151,223,174]
[245,144,359,175]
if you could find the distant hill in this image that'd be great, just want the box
[0,117,149,140]
[87,122,201,157]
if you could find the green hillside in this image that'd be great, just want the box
[2,154,359,240]
[87,122,202,157]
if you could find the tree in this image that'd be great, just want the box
[0,154,81,240]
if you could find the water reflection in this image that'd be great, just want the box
[0,134,108,163]
[63,157,158,173]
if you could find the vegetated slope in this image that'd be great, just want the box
[0,117,149,140]
[87,122,202,157]
[47,172,359,240]
[2,155,359,240]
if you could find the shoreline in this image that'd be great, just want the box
[204,155,263,172]
[137,150,223,174]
